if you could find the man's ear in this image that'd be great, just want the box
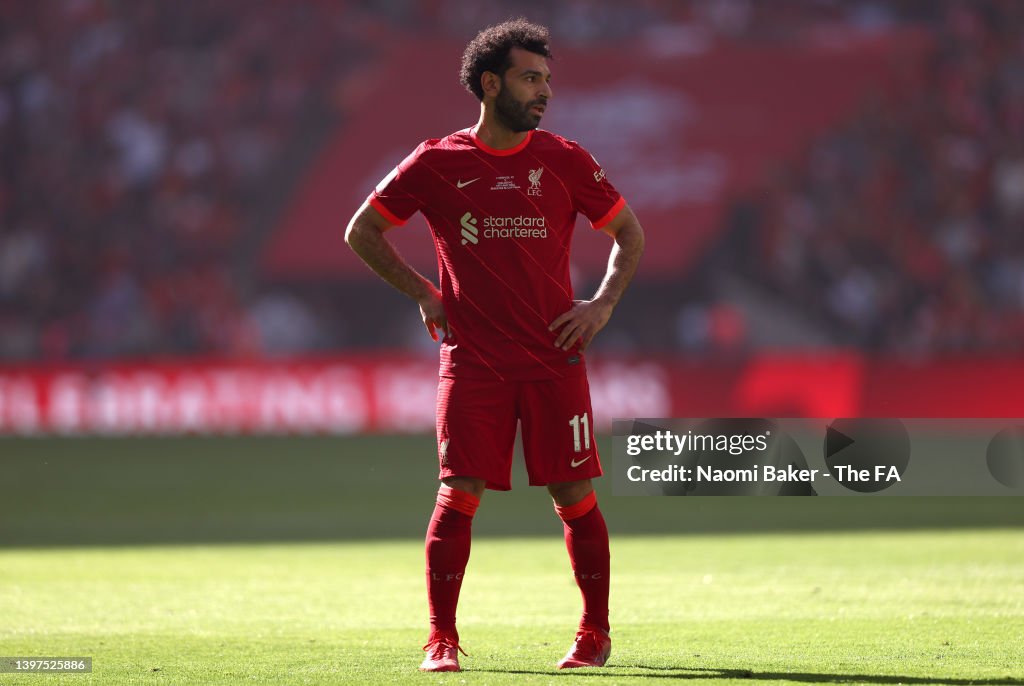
[481,71,501,99]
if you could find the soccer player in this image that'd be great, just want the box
[345,18,644,672]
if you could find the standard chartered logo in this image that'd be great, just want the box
[460,212,479,245]
[459,211,547,246]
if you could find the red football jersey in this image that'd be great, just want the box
[368,128,625,381]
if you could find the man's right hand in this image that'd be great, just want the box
[419,288,449,341]
[346,201,450,342]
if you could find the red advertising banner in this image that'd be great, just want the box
[1,354,1021,435]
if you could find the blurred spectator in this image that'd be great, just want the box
[247,292,324,355]
[675,300,748,352]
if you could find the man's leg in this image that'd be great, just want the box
[425,375,517,671]
[549,479,610,633]
[426,477,485,638]
[421,477,485,672]
[549,478,611,668]
[517,373,609,666]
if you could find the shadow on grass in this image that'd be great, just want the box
[477,665,1023,684]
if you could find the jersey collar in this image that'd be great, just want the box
[470,128,534,156]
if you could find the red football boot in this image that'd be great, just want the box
[557,626,611,669]
[419,631,466,672]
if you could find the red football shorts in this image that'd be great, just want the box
[435,373,601,490]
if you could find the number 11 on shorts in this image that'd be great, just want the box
[569,413,590,452]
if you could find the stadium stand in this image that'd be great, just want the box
[2,1,1021,359]
[0,1,361,359]
[721,0,1024,352]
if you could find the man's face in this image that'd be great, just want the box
[493,47,552,133]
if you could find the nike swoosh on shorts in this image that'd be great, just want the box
[570,455,591,468]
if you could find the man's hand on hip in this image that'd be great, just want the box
[419,288,450,341]
[549,299,613,352]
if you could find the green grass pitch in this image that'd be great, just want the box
[1,436,1023,684]
[2,532,1022,684]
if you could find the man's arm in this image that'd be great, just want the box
[549,204,645,351]
[345,201,448,341]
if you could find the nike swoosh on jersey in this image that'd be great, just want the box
[456,178,480,188]
[570,455,592,468]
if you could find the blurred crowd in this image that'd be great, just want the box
[0,1,361,359]
[369,0,943,44]
[1,0,1022,360]
[732,0,1024,352]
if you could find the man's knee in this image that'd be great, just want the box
[547,479,593,507]
[442,476,486,499]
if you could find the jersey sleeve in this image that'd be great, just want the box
[567,142,626,230]
[366,143,429,226]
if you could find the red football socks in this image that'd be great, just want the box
[425,485,479,637]
[554,491,610,633]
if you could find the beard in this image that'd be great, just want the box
[494,83,543,133]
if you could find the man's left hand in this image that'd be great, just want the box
[549,299,614,352]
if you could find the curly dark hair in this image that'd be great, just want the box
[459,18,552,101]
